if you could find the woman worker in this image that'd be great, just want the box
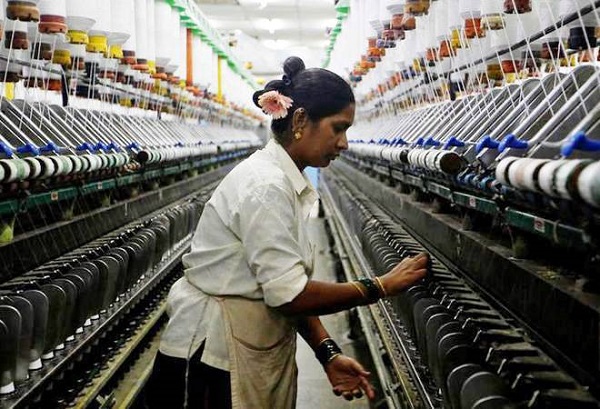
[145,56,429,409]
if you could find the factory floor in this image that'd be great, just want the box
[295,211,373,409]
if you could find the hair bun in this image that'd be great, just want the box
[283,56,305,81]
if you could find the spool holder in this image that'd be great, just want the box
[561,132,600,157]
[476,136,500,153]
[498,134,529,153]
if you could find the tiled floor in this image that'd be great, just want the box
[295,214,373,409]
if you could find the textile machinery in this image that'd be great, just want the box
[322,0,600,408]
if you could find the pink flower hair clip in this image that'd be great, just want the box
[258,90,294,120]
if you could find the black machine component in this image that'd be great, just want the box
[321,157,600,408]
[328,3,600,404]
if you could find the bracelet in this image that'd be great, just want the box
[374,276,387,297]
[327,352,342,363]
[350,281,367,299]
[315,338,342,366]
[357,278,383,302]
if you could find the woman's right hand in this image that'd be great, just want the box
[379,252,429,296]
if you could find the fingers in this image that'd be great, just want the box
[395,252,429,269]
[330,358,375,401]
[360,376,376,400]
[410,268,427,280]
[332,379,375,401]
[407,252,429,267]
[382,253,430,295]
[413,252,429,268]
[401,254,429,275]
[338,390,362,401]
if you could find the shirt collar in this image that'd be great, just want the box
[264,139,316,197]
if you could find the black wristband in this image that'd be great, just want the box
[315,338,342,366]
[358,278,382,302]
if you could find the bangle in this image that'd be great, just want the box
[350,281,367,299]
[374,276,387,297]
[327,353,342,363]
[315,338,342,366]
[357,278,382,302]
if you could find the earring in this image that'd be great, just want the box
[294,131,302,140]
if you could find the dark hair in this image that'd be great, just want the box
[252,56,355,145]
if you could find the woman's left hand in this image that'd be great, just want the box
[324,354,375,401]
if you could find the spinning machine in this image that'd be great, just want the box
[322,0,600,408]
[0,0,262,407]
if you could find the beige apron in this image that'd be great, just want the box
[217,296,298,409]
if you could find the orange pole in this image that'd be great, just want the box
[186,28,193,86]
[217,56,223,102]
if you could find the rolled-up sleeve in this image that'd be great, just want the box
[238,184,308,307]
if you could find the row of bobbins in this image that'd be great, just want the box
[0,153,131,184]
[350,141,600,208]
[136,144,221,165]
[0,135,257,185]
[406,148,464,175]
[351,143,464,175]
[495,157,600,207]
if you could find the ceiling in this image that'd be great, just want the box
[194,0,337,81]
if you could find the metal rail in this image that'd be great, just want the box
[74,302,167,409]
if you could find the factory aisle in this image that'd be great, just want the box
[295,209,372,409]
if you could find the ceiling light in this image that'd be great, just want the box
[254,18,283,34]
[238,0,268,8]
[263,39,290,50]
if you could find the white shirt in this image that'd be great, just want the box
[159,139,318,370]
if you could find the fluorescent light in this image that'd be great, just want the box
[253,18,285,33]
[262,39,291,50]
[238,0,270,8]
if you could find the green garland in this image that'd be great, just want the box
[322,0,350,68]
[164,0,258,89]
